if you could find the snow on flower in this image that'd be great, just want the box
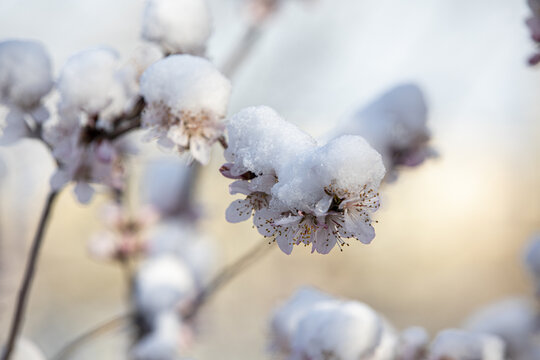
[57,47,137,129]
[427,329,505,360]
[140,55,231,164]
[271,288,397,360]
[141,0,212,55]
[463,297,539,360]
[0,40,53,144]
[223,106,385,254]
[330,83,435,182]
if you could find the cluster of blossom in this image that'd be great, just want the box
[526,0,540,65]
[222,106,386,254]
[271,287,506,360]
[330,83,435,182]
[0,0,232,204]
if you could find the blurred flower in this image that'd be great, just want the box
[397,327,429,360]
[88,203,159,261]
[141,0,212,55]
[140,55,231,164]
[427,329,505,360]
[0,40,53,144]
[330,83,435,182]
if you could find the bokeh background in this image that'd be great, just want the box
[1,0,540,359]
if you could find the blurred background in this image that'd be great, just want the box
[1,0,540,359]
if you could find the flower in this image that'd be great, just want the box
[427,329,505,360]
[140,55,231,164]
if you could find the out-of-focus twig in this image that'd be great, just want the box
[50,313,131,360]
[1,190,59,360]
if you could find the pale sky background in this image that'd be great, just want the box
[1,0,540,359]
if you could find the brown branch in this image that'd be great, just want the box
[1,190,59,360]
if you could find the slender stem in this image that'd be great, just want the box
[221,25,263,79]
[183,239,272,321]
[50,314,130,360]
[1,190,59,360]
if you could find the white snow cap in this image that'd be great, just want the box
[428,329,505,360]
[464,297,538,359]
[140,55,231,164]
[290,301,396,360]
[224,106,385,254]
[271,287,333,353]
[134,255,197,322]
[57,47,132,126]
[141,0,212,55]
[333,83,434,182]
[271,287,397,360]
[0,40,53,110]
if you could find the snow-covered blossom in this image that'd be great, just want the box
[141,0,212,55]
[464,297,540,360]
[88,203,159,261]
[223,106,385,254]
[57,47,136,129]
[397,327,429,360]
[271,287,333,353]
[427,329,505,360]
[134,255,197,324]
[330,84,435,182]
[140,55,231,164]
[271,288,397,360]
[0,40,53,111]
[0,40,53,144]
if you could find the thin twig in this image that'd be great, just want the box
[1,190,59,360]
[221,25,263,78]
[50,314,130,360]
[184,239,273,321]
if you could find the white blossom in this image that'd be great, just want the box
[140,55,231,164]
[57,47,136,129]
[141,0,212,55]
[223,106,385,254]
[427,329,505,360]
[134,255,197,324]
[0,40,53,144]
[331,83,435,182]
[0,40,53,110]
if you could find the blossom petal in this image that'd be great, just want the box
[190,136,211,165]
[74,181,95,204]
[225,199,252,223]
[276,227,295,255]
[229,180,251,195]
[344,219,375,244]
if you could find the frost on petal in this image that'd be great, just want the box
[0,40,53,110]
[141,0,212,55]
[225,199,252,223]
[74,181,95,204]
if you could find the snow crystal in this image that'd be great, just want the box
[141,0,212,55]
